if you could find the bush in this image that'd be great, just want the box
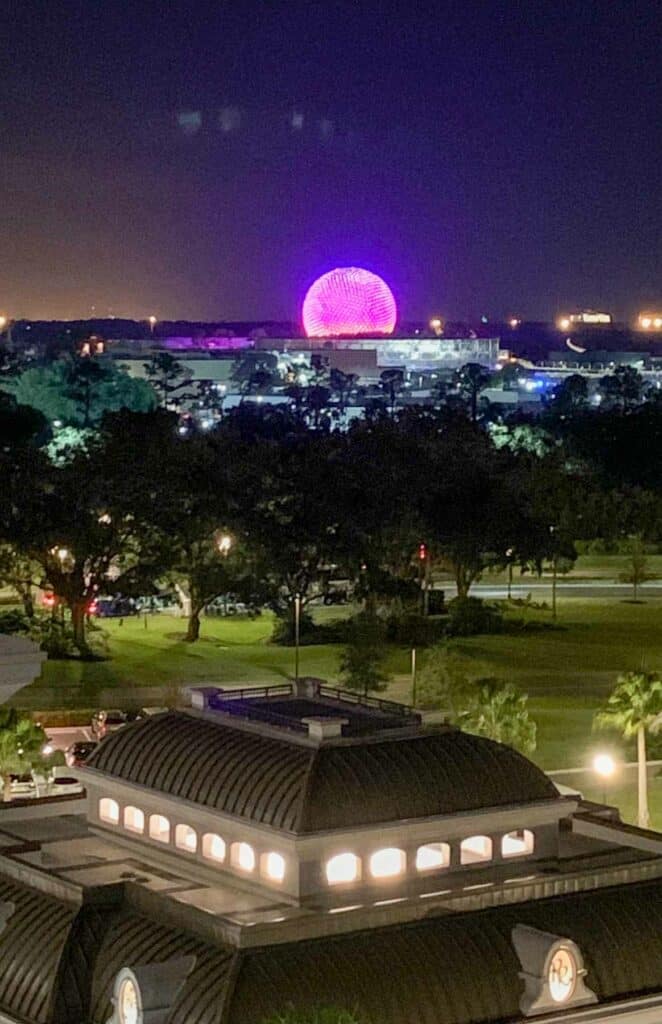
[271,607,317,646]
[28,615,79,659]
[446,597,503,637]
[385,612,445,646]
[338,612,390,695]
[0,609,31,635]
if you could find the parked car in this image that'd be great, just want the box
[135,592,182,615]
[90,708,144,739]
[90,595,138,618]
[64,740,99,768]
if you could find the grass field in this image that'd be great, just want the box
[8,594,662,828]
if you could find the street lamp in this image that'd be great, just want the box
[593,752,616,804]
[217,534,232,557]
[148,315,157,335]
[549,525,558,620]
[506,547,514,600]
[294,593,301,684]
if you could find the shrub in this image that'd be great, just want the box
[271,607,317,646]
[385,612,445,646]
[0,609,31,635]
[446,596,503,637]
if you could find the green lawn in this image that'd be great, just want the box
[9,595,662,828]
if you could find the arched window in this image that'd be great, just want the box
[416,842,450,872]
[325,852,361,885]
[175,824,197,853]
[202,833,226,863]
[123,806,145,834]
[502,829,534,858]
[260,851,286,882]
[99,797,119,825]
[369,848,406,879]
[230,842,255,873]
[460,835,492,865]
[149,814,170,843]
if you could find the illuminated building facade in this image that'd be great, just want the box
[302,267,398,338]
[1,681,662,1023]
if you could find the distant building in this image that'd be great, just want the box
[1,681,662,1023]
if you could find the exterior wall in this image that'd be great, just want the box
[0,636,46,706]
[83,772,568,907]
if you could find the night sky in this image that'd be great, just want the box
[1,0,660,323]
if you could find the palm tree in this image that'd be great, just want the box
[460,678,537,754]
[595,671,662,828]
[0,710,48,802]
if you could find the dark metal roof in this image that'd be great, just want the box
[86,711,558,833]
[2,872,662,1024]
[229,879,662,1024]
[0,876,75,1024]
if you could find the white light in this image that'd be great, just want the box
[416,843,450,872]
[501,829,534,857]
[217,533,232,556]
[641,317,652,329]
[123,806,145,834]
[460,835,492,864]
[175,824,197,852]
[548,948,577,1004]
[202,833,226,862]
[655,318,662,329]
[558,317,570,331]
[262,851,286,882]
[99,797,119,824]
[232,841,256,872]
[41,743,54,757]
[593,753,616,778]
[369,848,406,879]
[149,814,170,843]
[326,852,361,885]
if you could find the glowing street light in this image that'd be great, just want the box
[148,315,157,335]
[558,317,571,332]
[0,316,6,331]
[593,752,616,804]
[217,534,232,557]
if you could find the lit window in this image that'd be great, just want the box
[175,824,197,853]
[99,797,119,825]
[460,835,492,865]
[416,842,450,872]
[231,841,255,873]
[326,852,361,885]
[148,814,170,843]
[548,947,578,1003]
[369,848,406,879]
[261,851,286,882]
[202,833,226,863]
[123,806,144,834]
[501,829,534,858]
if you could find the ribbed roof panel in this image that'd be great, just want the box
[87,712,557,834]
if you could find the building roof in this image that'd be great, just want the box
[2,873,662,1024]
[85,710,558,833]
[229,878,662,1024]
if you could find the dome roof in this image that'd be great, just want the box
[302,266,397,337]
[85,711,557,833]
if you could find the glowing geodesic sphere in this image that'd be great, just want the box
[302,267,397,338]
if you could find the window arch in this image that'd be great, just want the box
[202,833,226,863]
[99,797,119,825]
[325,852,361,885]
[149,814,170,843]
[416,842,450,872]
[460,835,492,865]
[123,806,145,834]
[175,824,197,853]
[502,829,534,858]
[230,841,255,873]
[369,848,406,879]
[260,851,286,883]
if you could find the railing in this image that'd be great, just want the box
[318,685,418,718]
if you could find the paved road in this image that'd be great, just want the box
[442,581,662,600]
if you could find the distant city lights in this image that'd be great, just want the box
[302,267,397,338]
[557,311,612,331]
[637,313,662,331]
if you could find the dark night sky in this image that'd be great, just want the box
[1,0,660,323]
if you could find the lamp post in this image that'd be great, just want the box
[148,315,157,336]
[216,534,232,616]
[294,593,301,684]
[506,547,514,601]
[593,752,616,805]
[549,525,558,621]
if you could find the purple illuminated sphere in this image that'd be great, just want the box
[302,267,397,338]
